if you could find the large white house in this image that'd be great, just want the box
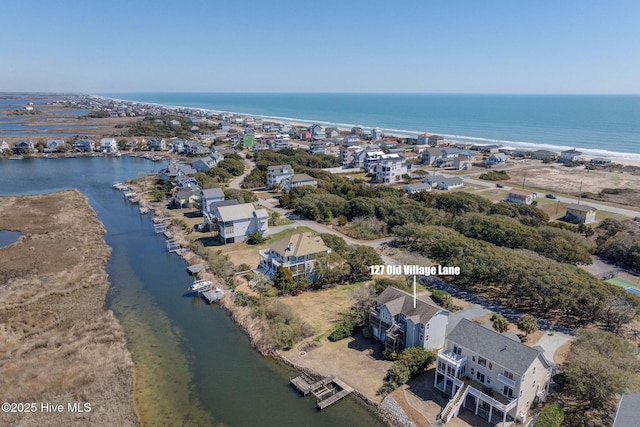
[375,154,408,183]
[100,138,118,153]
[266,165,295,189]
[258,232,331,280]
[208,202,269,243]
[435,319,552,426]
[283,173,317,192]
[369,287,450,353]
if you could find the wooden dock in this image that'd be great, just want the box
[290,374,353,409]
[202,288,225,303]
[317,378,353,410]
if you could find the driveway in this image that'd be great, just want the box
[534,331,573,366]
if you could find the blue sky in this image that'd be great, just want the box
[2,0,639,93]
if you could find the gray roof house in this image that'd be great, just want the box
[403,183,433,194]
[258,232,331,280]
[208,202,269,244]
[435,319,552,426]
[73,139,95,152]
[266,165,295,189]
[423,175,464,190]
[191,152,224,173]
[283,173,318,192]
[370,287,450,353]
[13,140,35,154]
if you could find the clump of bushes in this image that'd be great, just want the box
[533,403,564,427]
[430,289,453,308]
[479,170,510,181]
[379,347,436,393]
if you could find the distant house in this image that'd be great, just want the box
[417,133,431,146]
[170,187,200,209]
[560,149,583,163]
[351,126,364,136]
[403,182,432,194]
[191,152,224,173]
[590,158,611,166]
[13,140,35,155]
[428,135,445,147]
[148,138,167,151]
[531,150,558,161]
[157,162,197,182]
[564,203,597,224]
[486,152,509,166]
[325,127,340,138]
[210,202,269,244]
[199,188,225,216]
[252,143,270,152]
[369,287,450,352]
[309,124,326,139]
[271,134,290,149]
[342,134,360,145]
[506,189,536,205]
[99,138,118,153]
[183,140,209,156]
[370,127,384,140]
[258,232,331,280]
[283,173,318,192]
[309,140,332,155]
[73,139,95,152]
[435,319,552,425]
[376,154,408,183]
[266,165,295,189]
[0,140,10,154]
[422,147,444,166]
[454,154,474,170]
[46,139,66,152]
[423,175,464,190]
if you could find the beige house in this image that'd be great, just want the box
[505,189,536,205]
[435,319,552,426]
[565,203,597,224]
[258,233,330,280]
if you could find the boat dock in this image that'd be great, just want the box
[290,374,353,409]
[202,287,225,303]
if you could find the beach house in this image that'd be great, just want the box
[560,149,583,163]
[199,188,225,215]
[505,189,536,205]
[148,138,167,151]
[46,139,66,152]
[12,140,35,155]
[0,141,10,154]
[271,134,290,149]
[564,203,597,224]
[428,135,446,147]
[370,127,384,140]
[73,139,95,152]
[486,153,509,166]
[423,175,464,190]
[403,183,433,194]
[100,138,118,153]
[191,152,224,173]
[266,165,295,189]
[283,174,318,192]
[375,154,408,183]
[209,202,269,244]
[369,287,449,353]
[435,319,552,426]
[258,232,331,280]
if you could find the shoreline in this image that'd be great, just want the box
[93,93,640,162]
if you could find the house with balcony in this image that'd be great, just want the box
[199,188,225,216]
[13,140,35,154]
[369,287,449,353]
[73,139,95,152]
[435,319,552,426]
[271,134,290,149]
[100,138,118,153]
[208,202,269,244]
[266,164,295,189]
[258,232,330,280]
[486,153,509,166]
[375,154,408,183]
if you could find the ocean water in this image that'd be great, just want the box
[102,93,640,160]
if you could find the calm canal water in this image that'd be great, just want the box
[0,156,383,427]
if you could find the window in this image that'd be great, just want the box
[476,372,485,383]
[419,334,424,341]
[470,368,475,375]
[487,377,491,384]
[478,357,487,367]
[420,323,424,330]
[426,335,429,341]
[503,386,514,398]
[503,370,514,380]
[453,345,461,356]
[533,367,536,374]
[520,390,523,397]
[426,323,430,329]
[532,380,536,387]
[489,362,492,370]
[472,356,476,362]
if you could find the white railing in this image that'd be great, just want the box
[466,386,517,412]
[498,372,517,389]
[438,349,467,366]
[441,385,468,423]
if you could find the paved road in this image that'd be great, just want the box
[229,153,255,189]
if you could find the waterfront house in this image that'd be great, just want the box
[505,189,536,205]
[191,152,224,173]
[342,134,360,145]
[369,287,449,353]
[325,127,340,138]
[258,232,330,280]
[183,140,209,156]
[531,150,558,161]
[210,202,269,244]
[73,139,95,152]
[100,138,118,153]
[283,174,318,192]
[351,126,364,136]
[13,140,35,155]
[590,158,612,166]
[175,175,199,189]
[170,187,200,209]
[428,135,446,147]
[417,132,431,146]
[252,143,270,152]
[560,149,583,163]
[370,127,384,140]
[157,162,197,182]
[279,123,292,134]
[199,188,225,216]
[376,154,408,183]
[403,182,433,194]
[435,319,552,426]
[266,165,295,189]
[201,199,238,231]
[0,140,10,154]
[564,203,597,224]
[46,139,66,152]
[148,138,167,151]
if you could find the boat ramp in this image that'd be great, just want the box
[290,373,354,409]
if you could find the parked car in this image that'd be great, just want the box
[546,193,557,199]
[496,183,504,188]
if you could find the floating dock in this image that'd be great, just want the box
[290,374,353,409]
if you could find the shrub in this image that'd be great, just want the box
[430,289,453,308]
[247,232,265,245]
[533,403,564,427]
[478,170,510,181]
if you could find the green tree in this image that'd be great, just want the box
[533,403,564,427]
[492,314,509,333]
[517,314,538,337]
[430,289,453,309]
[273,266,294,294]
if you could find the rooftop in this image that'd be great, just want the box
[566,203,597,212]
[376,287,447,325]
[270,232,330,258]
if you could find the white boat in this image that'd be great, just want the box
[190,279,213,293]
